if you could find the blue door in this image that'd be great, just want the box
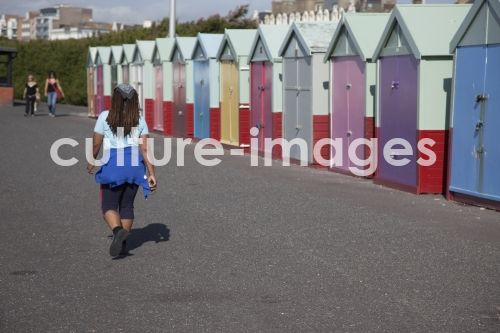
[450,46,487,198]
[194,60,210,139]
[481,45,500,200]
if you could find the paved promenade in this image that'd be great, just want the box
[1,103,499,332]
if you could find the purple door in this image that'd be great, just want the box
[96,65,104,116]
[377,55,418,187]
[332,57,365,172]
[250,62,262,149]
[172,62,186,138]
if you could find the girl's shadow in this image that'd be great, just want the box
[126,223,170,252]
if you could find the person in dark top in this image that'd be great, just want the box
[44,71,65,117]
[23,75,39,117]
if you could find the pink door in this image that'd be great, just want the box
[96,65,104,116]
[331,57,365,172]
[250,62,273,152]
[122,65,129,84]
[154,66,164,131]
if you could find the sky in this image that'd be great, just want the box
[0,0,272,24]
[1,0,455,25]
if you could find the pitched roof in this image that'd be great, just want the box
[111,45,124,64]
[135,40,156,62]
[248,25,290,63]
[96,46,112,64]
[279,22,339,56]
[324,13,390,62]
[450,0,500,51]
[373,4,471,59]
[169,37,197,61]
[87,47,97,66]
[192,33,224,59]
[122,44,136,64]
[216,29,257,60]
[154,37,175,62]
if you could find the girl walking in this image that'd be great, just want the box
[23,75,39,117]
[44,71,65,117]
[87,84,157,257]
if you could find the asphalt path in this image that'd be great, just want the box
[1,103,500,332]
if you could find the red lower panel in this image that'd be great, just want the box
[163,101,173,136]
[210,107,221,141]
[94,96,99,116]
[364,117,376,178]
[239,106,251,147]
[272,112,282,158]
[374,127,381,179]
[144,99,155,131]
[418,129,448,194]
[186,103,194,139]
[0,87,13,107]
[313,115,330,165]
[104,96,111,111]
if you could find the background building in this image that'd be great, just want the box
[271,0,395,13]
[1,5,120,41]
[0,14,22,40]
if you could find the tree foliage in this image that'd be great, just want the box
[1,5,256,106]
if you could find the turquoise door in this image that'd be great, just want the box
[194,60,210,139]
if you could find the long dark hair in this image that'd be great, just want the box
[48,71,57,79]
[106,87,140,136]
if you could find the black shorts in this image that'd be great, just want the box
[100,183,139,219]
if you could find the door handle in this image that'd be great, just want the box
[347,130,352,137]
[476,94,488,103]
[476,146,485,155]
[475,121,484,131]
[391,81,399,90]
[178,111,183,116]
[346,83,352,90]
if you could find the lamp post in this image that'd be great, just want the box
[169,0,176,37]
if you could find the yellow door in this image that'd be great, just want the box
[229,62,240,146]
[87,67,95,117]
[220,62,232,144]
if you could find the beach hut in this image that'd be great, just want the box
[151,37,175,133]
[168,37,197,138]
[448,0,500,208]
[86,47,97,117]
[132,40,155,117]
[192,33,224,140]
[278,22,338,164]
[122,44,136,84]
[111,45,124,88]
[248,25,289,156]
[324,13,389,175]
[95,46,112,115]
[216,29,257,147]
[372,5,470,194]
